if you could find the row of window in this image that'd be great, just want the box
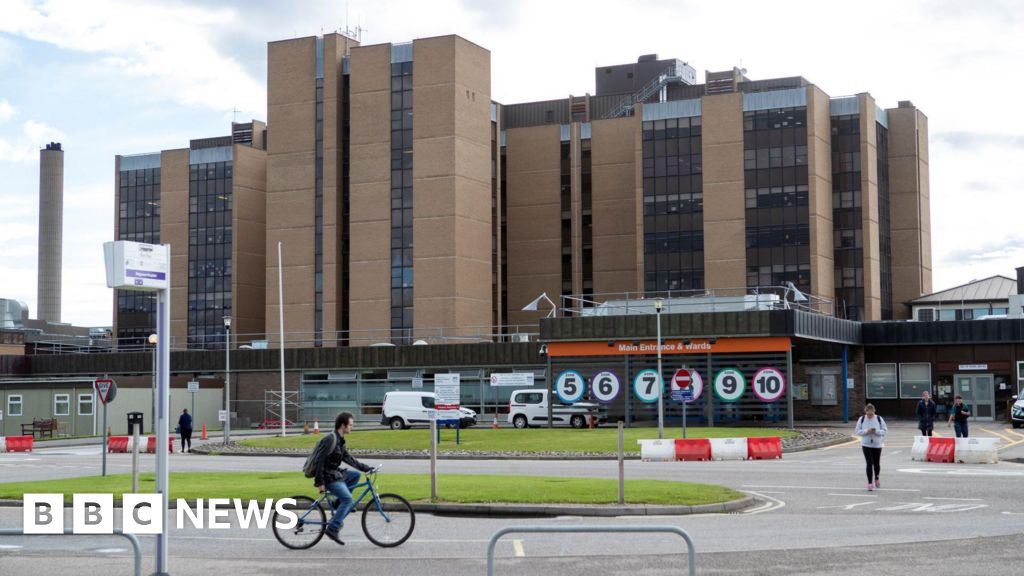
[865,363,931,399]
[5,394,94,417]
[119,167,160,186]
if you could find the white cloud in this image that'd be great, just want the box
[0,119,66,163]
[0,0,264,117]
[0,99,14,122]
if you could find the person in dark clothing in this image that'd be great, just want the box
[178,409,193,453]
[948,395,971,438]
[915,390,937,436]
[313,411,375,545]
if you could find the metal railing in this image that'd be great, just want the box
[487,524,696,576]
[604,65,689,119]
[561,286,835,318]
[0,527,142,576]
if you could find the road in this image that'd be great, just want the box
[2,422,1023,575]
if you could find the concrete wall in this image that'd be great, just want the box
[806,86,835,301]
[887,105,932,318]
[700,92,746,289]
[232,144,268,343]
[160,149,190,346]
[591,116,641,294]
[858,94,882,320]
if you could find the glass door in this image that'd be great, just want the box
[954,374,995,421]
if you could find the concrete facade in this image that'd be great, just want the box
[887,104,931,318]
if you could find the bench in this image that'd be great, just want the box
[21,418,58,439]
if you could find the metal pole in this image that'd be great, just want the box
[841,344,849,424]
[224,325,231,445]
[706,351,714,428]
[155,249,171,575]
[656,308,664,439]
[430,416,437,500]
[617,421,624,505]
[101,402,108,476]
[786,343,795,429]
[132,426,139,493]
[682,394,687,439]
[278,241,286,437]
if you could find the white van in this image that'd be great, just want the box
[380,391,477,430]
[506,389,605,429]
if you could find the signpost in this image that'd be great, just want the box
[489,372,535,387]
[104,240,170,574]
[94,378,117,477]
[434,373,462,445]
[187,380,199,419]
[670,368,700,438]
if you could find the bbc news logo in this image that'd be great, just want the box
[24,494,298,534]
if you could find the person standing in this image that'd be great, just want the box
[915,390,937,436]
[948,395,971,438]
[855,403,887,491]
[178,408,193,453]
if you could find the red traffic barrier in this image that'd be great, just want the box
[6,435,34,452]
[747,436,783,460]
[926,437,955,463]
[674,438,712,461]
[145,436,175,454]
[107,436,130,453]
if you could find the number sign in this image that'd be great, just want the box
[713,368,746,402]
[591,371,621,403]
[555,370,586,403]
[752,367,786,402]
[633,369,663,403]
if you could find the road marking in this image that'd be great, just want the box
[742,491,785,515]
[817,501,875,511]
[888,450,903,457]
[93,548,128,554]
[750,491,785,494]
[822,438,859,450]
[899,467,1024,477]
[877,502,987,513]
[743,484,920,492]
[980,427,1014,443]
[923,497,983,501]
[512,539,525,557]
[1002,511,1024,516]
[0,545,23,551]
[827,493,877,498]
[1005,428,1024,441]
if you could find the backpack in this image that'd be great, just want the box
[302,433,337,478]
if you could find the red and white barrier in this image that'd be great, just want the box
[0,437,5,452]
[640,437,773,462]
[675,438,711,461]
[5,435,33,452]
[145,436,175,454]
[107,436,130,453]
[747,436,783,460]
[911,435,999,464]
[638,439,676,461]
[710,437,748,461]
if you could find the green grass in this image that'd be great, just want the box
[0,472,741,506]
[240,426,796,453]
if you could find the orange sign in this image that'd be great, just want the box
[547,337,790,358]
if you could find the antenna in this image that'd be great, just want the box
[232,106,238,123]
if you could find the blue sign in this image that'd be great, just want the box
[671,389,693,402]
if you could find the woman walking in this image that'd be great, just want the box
[855,403,887,491]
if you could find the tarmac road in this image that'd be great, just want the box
[1,422,1023,575]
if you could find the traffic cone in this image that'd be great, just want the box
[201,423,208,440]
[312,418,320,434]
[492,415,499,430]
[303,420,309,434]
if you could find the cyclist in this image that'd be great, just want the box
[312,411,376,544]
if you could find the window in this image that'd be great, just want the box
[917,308,934,322]
[1017,361,1024,395]
[79,393,94,416]
[865,364,898,399]
[419,396,435,409]
[54,393,70,417]
[8,394,23,417]
[899,363,931,398]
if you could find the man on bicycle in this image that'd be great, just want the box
[312,411,375,544]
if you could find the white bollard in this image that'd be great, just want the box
[637,439,676,462]
[911,436,930,461]
[0,437,6,452]
[954,437,999,464]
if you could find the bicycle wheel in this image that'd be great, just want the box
[361,493,415,547]
[272,495,326,550]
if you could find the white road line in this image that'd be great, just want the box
[828,493,877,498]
[742,491,785,515]
[0,545,23,551]
[923,497,983,501]
[743,484,920,492]
[750,491,785,494]
[512,539,525,557]
[92,548,128,554]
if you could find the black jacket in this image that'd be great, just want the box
[915,400,936,425]
[313,431,372,487]
[178,412,193,431]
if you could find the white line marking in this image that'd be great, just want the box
[92,548,128,554]
[750,491,785,494]
[1002,511,1024,516]
[743,491,786,515]
[923,497,983,501]
[0,545,23,551]
[513,539,525,557]
[828,493,877,498]
[743,484,920,492]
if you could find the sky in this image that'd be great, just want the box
[1,0,1022,327]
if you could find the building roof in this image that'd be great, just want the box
[908,275,1018,305]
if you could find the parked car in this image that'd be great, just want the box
[380,391,476,430]
[1012,395,1023,429]
[506,388,605,429]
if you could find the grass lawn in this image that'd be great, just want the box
[239,426,796,453]
[0,472,741,506]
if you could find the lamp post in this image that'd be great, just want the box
[148,333,157,434]
[655,298,664,439]
[223,316,232,445]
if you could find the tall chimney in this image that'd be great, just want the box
[37,142,63,323]
[1016,266,1024,295]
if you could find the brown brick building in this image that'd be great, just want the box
[115,34,930,348]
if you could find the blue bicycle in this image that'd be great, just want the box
[272,467,415,549]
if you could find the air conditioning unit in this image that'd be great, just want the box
[510,333,531,343]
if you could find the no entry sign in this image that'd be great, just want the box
[671,368,703,403]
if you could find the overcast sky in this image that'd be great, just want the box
[1,0,1022,327]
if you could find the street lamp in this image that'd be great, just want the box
[148,333,157,433]
[223,316,232,445]
[654,298,664,439]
